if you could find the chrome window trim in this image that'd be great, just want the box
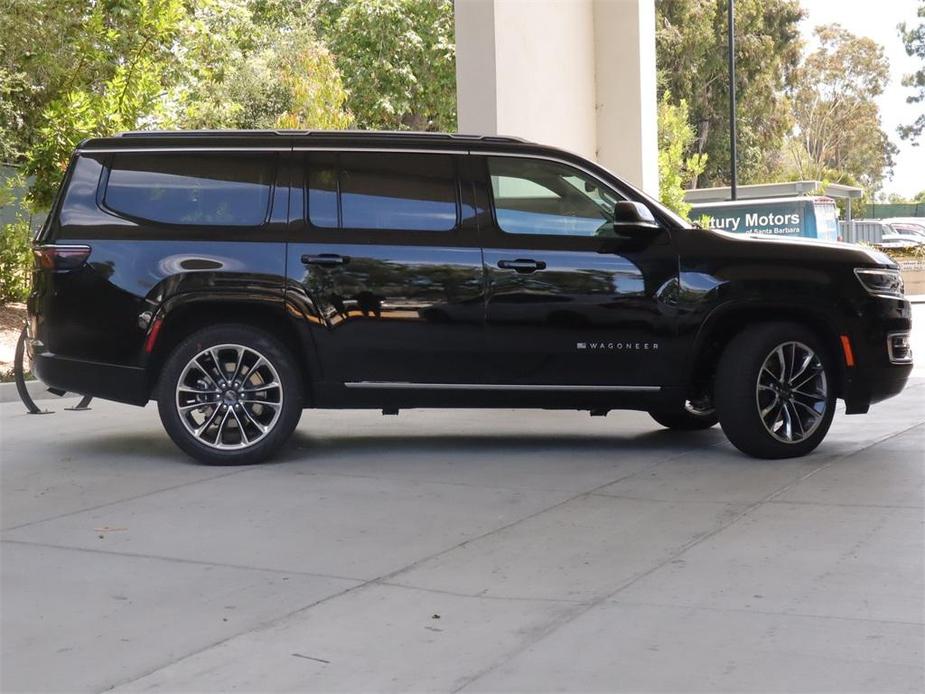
[78,147,292,154]
[294,147,465,155]
[344,382,660,392]
[478,151,630,203]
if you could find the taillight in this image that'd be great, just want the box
[33,245,91,271]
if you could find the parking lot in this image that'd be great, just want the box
[1,319,923,692]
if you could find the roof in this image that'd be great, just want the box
[78,129,533,151]
[117,129,527,142]
[690,195,837,208]
[684,180,863,203]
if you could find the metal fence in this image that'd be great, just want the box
[865,202,925,219]
[839,220,885,244]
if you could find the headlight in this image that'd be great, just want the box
[854,268,905,299]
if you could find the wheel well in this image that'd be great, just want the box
[146,301,312,402]
[689,308,846,400]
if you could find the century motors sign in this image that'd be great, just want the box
[689,197,839,241]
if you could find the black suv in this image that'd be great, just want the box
[27,131,913,464]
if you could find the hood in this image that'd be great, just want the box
[705,228,897,268]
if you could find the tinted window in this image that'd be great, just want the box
[106,153,273,226]
[308,153,458,231]
[488,157,621,236]
[308,153,338,228]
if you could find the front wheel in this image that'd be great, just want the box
[715,323,836,459]
[157,325,303,465]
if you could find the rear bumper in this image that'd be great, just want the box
[31,346,149,406]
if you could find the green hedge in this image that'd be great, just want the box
[0,220,32,302]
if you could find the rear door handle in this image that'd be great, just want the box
[301,253,349,267]
[497,258,546,273]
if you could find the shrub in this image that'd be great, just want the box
[0,219,32,302]
[658,92,707,220]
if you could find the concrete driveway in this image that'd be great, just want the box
[2,382,923,690]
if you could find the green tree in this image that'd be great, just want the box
[318,0,456,131]
[165,0,352,130]
[784,25,897,193]
[0,172,34,301]
[19,0,185,208]
[656,0,804,187]
[1,0,184,168]
[899,1,925,144]
[658,93,707,219]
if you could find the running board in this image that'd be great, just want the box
[344,382,661,392]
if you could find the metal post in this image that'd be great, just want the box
[727,0,738,200]
[846,198,853,243]
[14,327,50,415]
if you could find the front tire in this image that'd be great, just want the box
[649,403,718,430]
[157,325,303,465]
[715,322,836,459]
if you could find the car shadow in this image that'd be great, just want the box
[58,423,730,467]
[279,427,728,462]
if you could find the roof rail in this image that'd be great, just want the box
[116,129,529,143]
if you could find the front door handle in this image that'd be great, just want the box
[497,258,546,274]
[302,253,349,267]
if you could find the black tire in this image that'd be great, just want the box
[714,322,836,459]
[649,407,719,431]
[157,324,303,465]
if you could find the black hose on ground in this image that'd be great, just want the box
[14,326,48,415]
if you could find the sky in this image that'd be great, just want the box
[798,0,924,199]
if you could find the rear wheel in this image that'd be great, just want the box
[715,322,835,459]
[157,325,302,465]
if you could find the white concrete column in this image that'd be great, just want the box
[593,0,659,194]
[455,0,659,196]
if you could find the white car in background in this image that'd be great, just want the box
[883,217,925,237]
[878,225,925,250]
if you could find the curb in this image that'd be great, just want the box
[0,379,78,405]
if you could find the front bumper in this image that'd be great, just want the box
[841,296,913,414]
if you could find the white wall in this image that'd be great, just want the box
[455,0,659,195]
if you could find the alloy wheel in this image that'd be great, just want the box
[755,341,828,444]
[175,344,283,450]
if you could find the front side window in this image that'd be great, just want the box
[308,153,458,232]
[105,153,273,226]
[488,156,622,236]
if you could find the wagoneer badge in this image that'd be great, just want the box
[577,342,660,351]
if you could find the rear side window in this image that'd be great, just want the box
[308,153,458,232]
[105,153,273,226]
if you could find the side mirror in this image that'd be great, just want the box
[612,201,659,228]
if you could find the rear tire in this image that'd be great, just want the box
[715,322,836,459]
[157,324,302,465]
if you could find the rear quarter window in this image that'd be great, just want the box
[104,153,274,226]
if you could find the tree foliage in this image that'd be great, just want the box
[899,1,925,144]
[318,0,456,131]
[657,93,707,219]
[14,0,185,208]
[0,0,359,211]
[783,24,897,193]
[165,0,352,130]
[656,0,804,187]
